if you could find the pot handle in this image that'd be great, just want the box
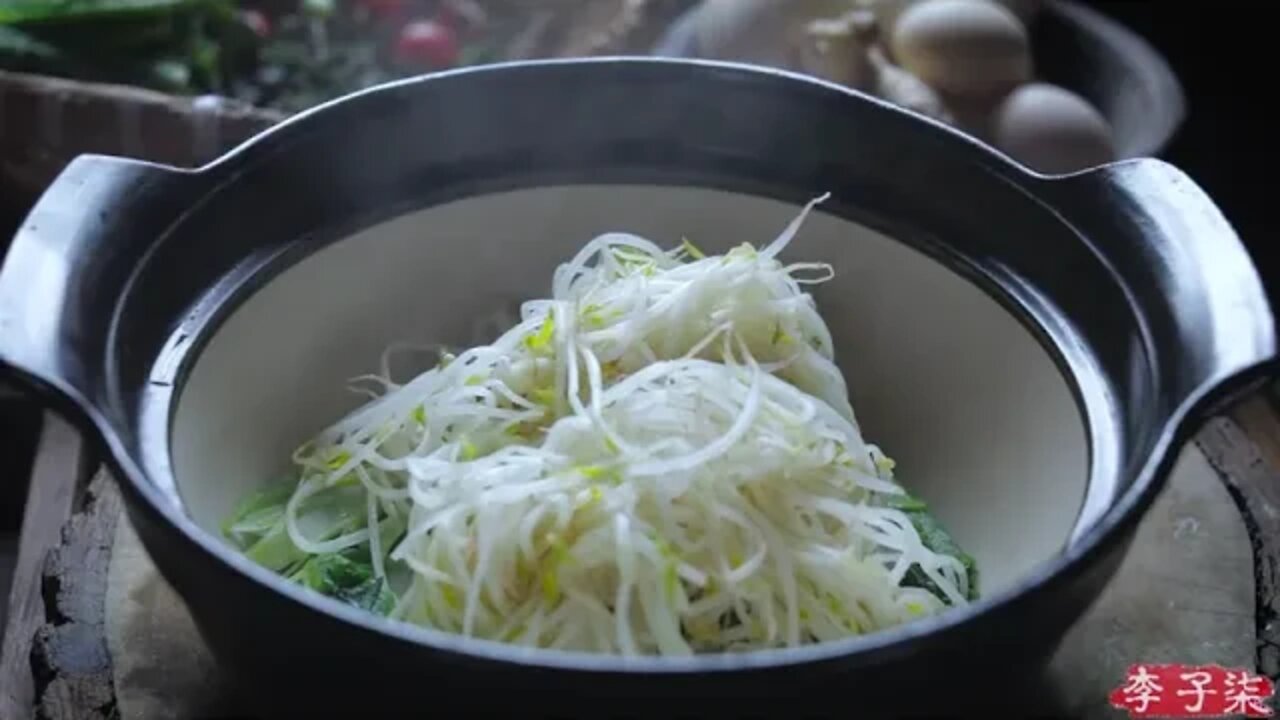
[1044,158,1277,414]
[0,154,196,419]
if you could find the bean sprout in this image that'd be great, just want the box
[223,193,978,655]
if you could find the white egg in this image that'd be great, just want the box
[890,0,1032,98]
[868,0,1040,43]
[992,82,1117,173]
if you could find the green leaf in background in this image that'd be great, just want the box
[0,22,77,74]
[0,23,58,57]
[149,57,191,90]
[188,28,222,90]
[0,0,562,113]
[300,0,334,19]
[0,0,252,97]
[0,0,207,25]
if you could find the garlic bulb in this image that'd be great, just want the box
[869,47,953,124]
[798,9,877,90]
[864,0,918,41]
[693,0,854,66]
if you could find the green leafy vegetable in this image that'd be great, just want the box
[220,461,409,617]
[294,553,396,615]
[244,521,310,573]
[887,492,980,604]
[221,479,295,549]
[220,479,308,573]
[335,507,408,574]
[221,477,369,574]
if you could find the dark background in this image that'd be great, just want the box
[1085,1,1276,297]
[0,2,1275,527]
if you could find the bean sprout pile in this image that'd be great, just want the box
[223,194,978,655]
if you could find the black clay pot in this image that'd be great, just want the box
[0,59,1271,718]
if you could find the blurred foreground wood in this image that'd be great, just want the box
[0,415,90,720]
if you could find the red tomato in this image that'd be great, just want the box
[239,9,271,39]
[357,0,404,20]
[395,19,459,68]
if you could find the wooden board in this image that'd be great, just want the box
[1046,445,1255,717]
[27,474,122,720]
[1,410,1274,720]
[0,69,285,209]
[0,414,88,720]
[1199,398,1280,679]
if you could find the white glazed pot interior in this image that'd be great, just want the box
[171,185,1088,598]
